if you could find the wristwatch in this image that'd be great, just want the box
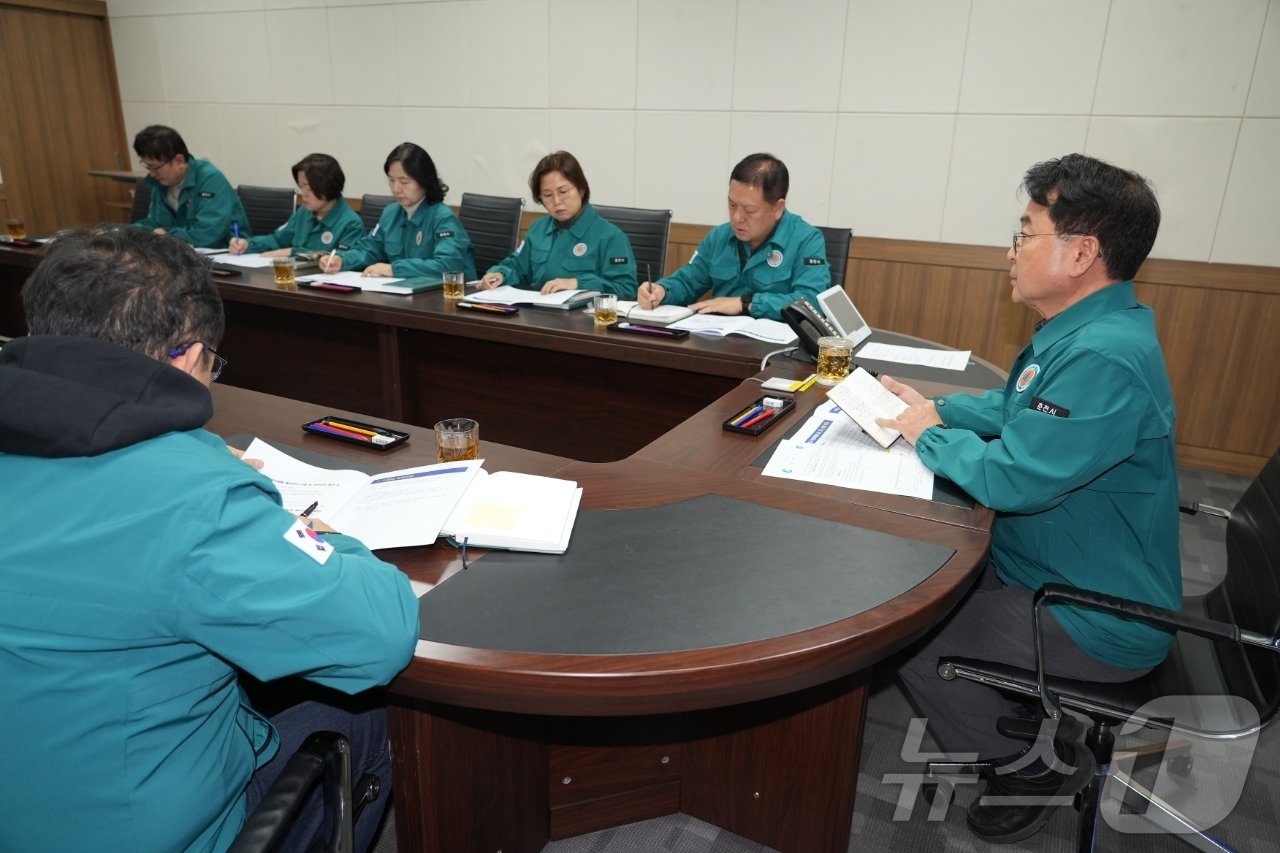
[740,292,753,314]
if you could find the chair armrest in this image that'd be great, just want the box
[1030,583,1278,719]
[229,731,352,853]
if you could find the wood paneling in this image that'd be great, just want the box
[0,1,131,234]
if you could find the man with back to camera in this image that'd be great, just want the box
[133,123,250,248]
[637,152,830,321]
[877,154,1180,844]
[0,228,419,852]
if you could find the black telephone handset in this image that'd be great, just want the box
[781,298,838,358]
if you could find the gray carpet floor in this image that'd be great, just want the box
[375,466,1275,852]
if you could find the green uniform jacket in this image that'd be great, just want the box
[244,195,365,255]
[135,157,250,248]
[338,200,476,279]
[488,204,637,297]
[915,281,1181,668]
[656,209,830,320]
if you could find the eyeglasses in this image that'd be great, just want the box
[140,156,175,175]
[1012,231,1088,253]
[539,186,576,203]
[168,341,227,381]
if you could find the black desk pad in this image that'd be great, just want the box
[419,494,954,654]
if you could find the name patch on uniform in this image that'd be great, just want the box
[199,191,215,198]
[609,256,627,264]
[284,519,333,565]
[767,250,783,268]
[1030,396,1070,418]
[804,257,826,265]
[436,230,454,239]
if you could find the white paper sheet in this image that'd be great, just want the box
[856,342,971,371]
[210,253,277,268]
[463,285,593,306]
[666,314,798,344]
[760,402,934,499]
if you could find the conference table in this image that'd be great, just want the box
[208,340,1001,853]
[6,239,1006,852]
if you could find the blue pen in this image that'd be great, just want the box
[733,405,764,427]
[232,222,239,240]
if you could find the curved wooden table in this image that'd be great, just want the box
[210,343,998,853]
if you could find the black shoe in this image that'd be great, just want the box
[966,740,1094,844]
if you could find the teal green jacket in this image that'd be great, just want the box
[488,204,637,297]
[135,157,250,248]
[245,196,365,255]
[656,209,829,320]
[915,282,1181,668]
[338,200,476,279]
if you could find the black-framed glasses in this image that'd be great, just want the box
[1012,231,1088,253]
[168,341,227,381]
[140,156,175,175]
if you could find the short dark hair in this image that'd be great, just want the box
[529,151,590,206]
[132,125,191,163]
[1022,154,1160,282]
[23,228,224,361]
[384,142,447,205]
[292,152,345,201]
[730,153,789,204]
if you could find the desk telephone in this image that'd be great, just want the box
[781,298,838,358]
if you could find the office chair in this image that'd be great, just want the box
[237,185,297,237]
[229,731,380,853]
[129,179,152,223]
[817,225,853,291]
[457,192,524,274]
[358,194,395,232]
[926,448,1280,851]
[594,204,673,282]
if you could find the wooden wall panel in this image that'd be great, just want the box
[0,1,130,234]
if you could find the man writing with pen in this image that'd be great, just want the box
[132,124,250,249]
[637,153,830,321]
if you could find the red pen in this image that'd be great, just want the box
[740,409,776,429]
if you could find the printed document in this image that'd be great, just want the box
[824,367,908,448]
[856,342,971,371]
[761,401,934,499]
[667,314,798,344]
[244,438,482,550]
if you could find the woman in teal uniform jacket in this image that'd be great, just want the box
[228,153,365,257]
[319,142,476,280]
[479,150,636,297]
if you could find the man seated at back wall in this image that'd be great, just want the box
[133,123,249,249]
[638,152,830,321]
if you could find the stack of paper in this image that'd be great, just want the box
[441,471,583,554]
[245,438,481,550]
[244,439,583,554]
[464,285,597,309]
[667,314,798,344]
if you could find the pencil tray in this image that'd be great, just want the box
[302,416,410,450]
[722,396,796,436]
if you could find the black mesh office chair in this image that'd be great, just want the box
[129,179,152,223]
[229,731,379,853]
[236,186,296,237]
[817,225,853,290]
[358,194,395,232]
[927,448,1280,850]
[594,204,672,282]
[457,192,524,274]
